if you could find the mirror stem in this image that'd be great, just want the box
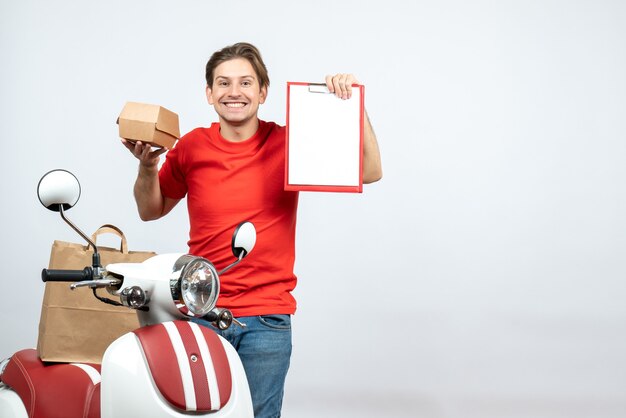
[59,206,99,256]
[218,252,245,276]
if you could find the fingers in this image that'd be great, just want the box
[325,75,334,94]
[121,138,135,153]
[120,138,167,165]
[151,147,168,158]
[120,138,145,157]
[325,73,359,100]
[138,141,151,159]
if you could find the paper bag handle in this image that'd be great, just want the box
[90,224,128,254]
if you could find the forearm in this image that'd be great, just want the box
[362,110,382,184]
[133,165,166,221]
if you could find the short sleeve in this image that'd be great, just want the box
[159,142,188,199]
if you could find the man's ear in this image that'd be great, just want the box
[206,85,214,105]
[259,86,268,104]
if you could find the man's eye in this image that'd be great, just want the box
[242,81,252,87]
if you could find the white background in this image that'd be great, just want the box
[1,1,625,417]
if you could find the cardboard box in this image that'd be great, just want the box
[117,102,180,149]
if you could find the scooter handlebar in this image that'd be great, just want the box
[41,267,93,282]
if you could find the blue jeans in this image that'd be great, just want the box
[191,315,292,418]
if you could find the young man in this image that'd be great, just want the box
[122,42,382,418]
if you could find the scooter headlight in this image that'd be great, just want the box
[170,255,220,317]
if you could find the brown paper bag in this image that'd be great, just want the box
[37,224,156,364]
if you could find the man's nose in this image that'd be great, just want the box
[228,84,241,96]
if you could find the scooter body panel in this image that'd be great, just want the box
[101,325,253,418]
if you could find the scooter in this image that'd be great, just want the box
[0,169,255,418]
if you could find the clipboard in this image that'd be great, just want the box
[285,82,364,193]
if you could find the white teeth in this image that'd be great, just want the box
[225,103,245,108]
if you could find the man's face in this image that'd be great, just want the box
[206,58,267,127]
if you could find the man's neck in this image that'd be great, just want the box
[219,118,260,142]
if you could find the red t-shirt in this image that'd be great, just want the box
[158,120,299,316]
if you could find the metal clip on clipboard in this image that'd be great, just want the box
[308,83,331,94]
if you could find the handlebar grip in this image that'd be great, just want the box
[41,267,93,282]
[202,311,219,322]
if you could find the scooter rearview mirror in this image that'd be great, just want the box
[37,169,99,261]
[218,221,257,276]
[37,169,81,212]
[231,221,256,259]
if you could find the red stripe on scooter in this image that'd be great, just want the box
[134,324,186,410]
[173,321,212,411]
[199,325,232,408]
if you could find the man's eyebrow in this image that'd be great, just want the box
[215,75,256,80]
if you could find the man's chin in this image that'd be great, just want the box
[218,114,257,126]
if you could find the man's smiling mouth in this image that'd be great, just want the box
[224,102,246,108]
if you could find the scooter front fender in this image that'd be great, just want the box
[0,385,28,418]
[101,321,253,418]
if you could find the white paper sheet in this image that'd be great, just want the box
[287,83,362,189]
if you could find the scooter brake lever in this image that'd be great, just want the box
[232,317,246,328]
[70,278,121,290]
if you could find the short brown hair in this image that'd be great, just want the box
[205,42,269,90]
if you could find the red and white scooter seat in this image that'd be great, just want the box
[0,348,101,418]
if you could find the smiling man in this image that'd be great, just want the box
[206,57,267,139]
[122,42,382,418]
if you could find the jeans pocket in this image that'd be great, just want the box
[258,314,291,330]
